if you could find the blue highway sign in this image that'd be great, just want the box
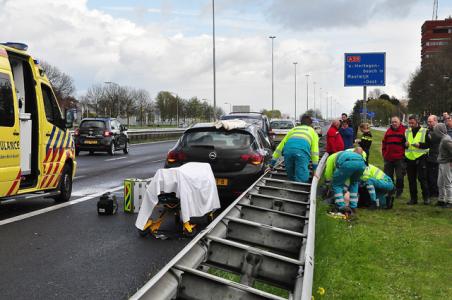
[344,52,386,86]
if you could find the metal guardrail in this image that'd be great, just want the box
[69,128,186,142]
[126,129,185,142]
[130,152,328,300]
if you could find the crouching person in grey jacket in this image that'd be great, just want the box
[434,123,452,208]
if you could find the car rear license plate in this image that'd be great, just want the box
[216,178,228,186]
[84,140,98,145]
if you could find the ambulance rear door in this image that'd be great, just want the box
[0,48,21,198]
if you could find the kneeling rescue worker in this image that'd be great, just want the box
[270,114,319,183]
[361,164,395,209]
[324,147,367,213]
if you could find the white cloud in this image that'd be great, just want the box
[0,0,436,117]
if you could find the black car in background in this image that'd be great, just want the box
[165,123,273,201]
[74,118,129,156]
[220,112,275,149]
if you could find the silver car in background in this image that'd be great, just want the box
[269,119,295,145]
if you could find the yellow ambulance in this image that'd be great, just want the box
[0,42,76,202]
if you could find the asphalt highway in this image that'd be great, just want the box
[0,140,189,300]
[0,126,330,299]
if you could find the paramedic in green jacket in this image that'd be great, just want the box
[270,115,319,183]
[324,147,366,211]
[361,164,395,209]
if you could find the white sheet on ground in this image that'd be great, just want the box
[135,162,221,230]
[214,119,248,130]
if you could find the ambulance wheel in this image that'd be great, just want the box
[123,141,129,154]
[108,142,116,156]
[54,164,73,202]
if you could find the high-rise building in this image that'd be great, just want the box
[421,17,452,65]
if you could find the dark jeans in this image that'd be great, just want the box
[406,157,429,201]
[384,159,405,195]
[427,161,439,197]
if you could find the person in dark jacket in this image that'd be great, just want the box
[427,115,441,198]
[339,119,354,150]
[326,120,344,154]
[434,123,452,208]
[357,123,372,164]
[382,116,406,198]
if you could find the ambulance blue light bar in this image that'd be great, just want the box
[1,42,28,51]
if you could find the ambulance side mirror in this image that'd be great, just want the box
[65,109,75,129]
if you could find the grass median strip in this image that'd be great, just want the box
[313,129,452,299]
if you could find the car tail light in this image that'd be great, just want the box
[74,128,80,136]
[240,153,264,165]
[103,130,113,137]
[167,150,187,163]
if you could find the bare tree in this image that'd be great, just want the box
[40,61,76,106]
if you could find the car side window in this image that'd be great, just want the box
[111,121,116,130]
[258,130,271,149]
[41,84,64,128]
[0,72,15,127]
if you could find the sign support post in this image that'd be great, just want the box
[363,85,367,123]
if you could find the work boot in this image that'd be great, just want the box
[442,203,452,209]
[436,201,445,207]
[368,202,378,210]
[386,196,394,209]
[396,190,403,198]
[406,199,418,205]
[423,198,430,205]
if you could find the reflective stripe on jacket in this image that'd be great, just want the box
[361,164,385,181]
[272,125,319,164]
[405,127,428,160]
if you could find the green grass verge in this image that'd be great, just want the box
[313,129,452,299]
[208,267,290,298]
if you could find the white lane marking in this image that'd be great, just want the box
[0,185,123,227]
[74,175,86,180]
[105,157,126,162]
[130,139,177,147]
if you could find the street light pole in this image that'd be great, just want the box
[325,92,329,120]
[224,102,232,114]
[313,81,316,118]
[305,74,310,112]
[269,36,276,111]
[319,87,322,119]
[212,0,217,120]
[293,62,297,121]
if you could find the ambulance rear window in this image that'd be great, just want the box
[0,72,15,127]
[80,120,106,129]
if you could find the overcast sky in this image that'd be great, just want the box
[1,0,451,117]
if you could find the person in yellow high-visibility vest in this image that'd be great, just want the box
[405,115,430,205]
[270,114,319,183]
[361,164,395,209]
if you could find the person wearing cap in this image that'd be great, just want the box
[361,164,395,209]
[324,147,367,213]
[434,123,452,208]
[405,115,430,205]
[270,114,319,183]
